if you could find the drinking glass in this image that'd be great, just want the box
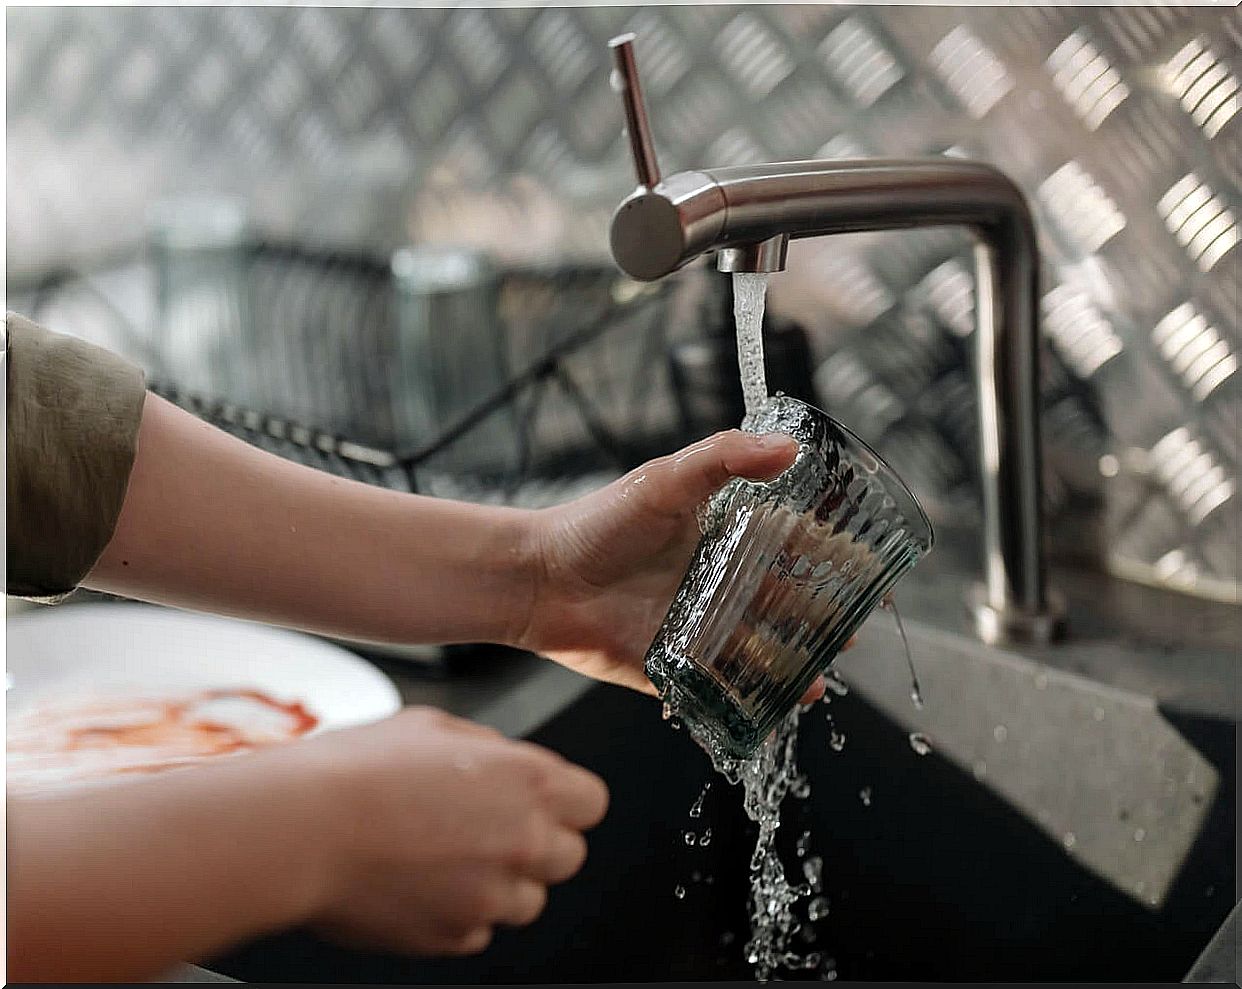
[645,395,934,758]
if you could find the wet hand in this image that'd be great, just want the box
[516,430,849,703]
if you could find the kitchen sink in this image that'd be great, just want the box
[210,614,1235,983]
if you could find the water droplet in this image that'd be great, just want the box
[670,717,683,730]
[662,702,673,721]
[828,730,846,752]
[689,782,710,818]
[824,671,849,696]
[674,884,686,900]
[824,968,838,981]
[1092,706,1106,721]
[796,830,812,857]
[1063,832,1077,849]
[1133,828,1146,842]
[808,895,831,920]
[700,828,713,847]
[972,760,987,780]
[859,786,872,807]
[791,775,811,799]
[802,855,823,891]
[684,831,697,846]
[908,732,933,756]
[993,724,1009,743]
[885,597,924,711]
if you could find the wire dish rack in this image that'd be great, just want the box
[50,239,730,507]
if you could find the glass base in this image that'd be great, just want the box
[647,650,765,759]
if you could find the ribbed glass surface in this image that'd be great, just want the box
[646,397,934,758]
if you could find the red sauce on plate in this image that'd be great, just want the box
[66,689,318,756]
[8,688,321,793]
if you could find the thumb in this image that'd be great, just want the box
[636,430,798,518]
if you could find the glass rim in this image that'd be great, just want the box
[751,394,936,550]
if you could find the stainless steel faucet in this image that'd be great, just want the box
[608,34,1064,645]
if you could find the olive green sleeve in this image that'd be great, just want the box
[5,313,147,602]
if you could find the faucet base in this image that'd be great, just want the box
[970,583,1066,646]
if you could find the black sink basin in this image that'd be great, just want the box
[210,619,1234,983]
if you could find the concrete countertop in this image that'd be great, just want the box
[1184,898,1240,983]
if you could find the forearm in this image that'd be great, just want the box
[7,748,335,983]
[86,393,537,647]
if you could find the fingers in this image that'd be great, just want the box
[495,878,549,926]
[636,430,798,519]
[527,752,609,831]
[800,638,857,703]
[800,676,826,704]
[532,827,588,884]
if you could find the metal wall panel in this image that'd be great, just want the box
[7,5,1239,599]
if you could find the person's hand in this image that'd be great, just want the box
[299,707,608,956]
[516,429,847,702]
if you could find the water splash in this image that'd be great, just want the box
[824,670,849,697]
[733,273,770,418]
[859,786,873,807]
[908,732,933,756]
[674,884,687,900]
[665,690,827,981]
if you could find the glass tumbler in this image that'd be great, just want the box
[645,396,934,758]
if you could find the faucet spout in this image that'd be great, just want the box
[606,35,1063,645]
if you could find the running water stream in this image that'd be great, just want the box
[672,274,830,980]
[666,274,927,981]
[733,273,770,418]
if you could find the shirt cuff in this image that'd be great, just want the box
[5,312,147,601]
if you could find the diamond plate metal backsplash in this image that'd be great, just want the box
[6,5,1240,600]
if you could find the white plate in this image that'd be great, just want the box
[7,603,403,793]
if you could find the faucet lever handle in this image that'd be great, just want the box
[609,33,661,189]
